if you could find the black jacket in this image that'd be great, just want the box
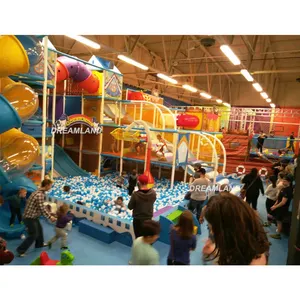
[242,174,264,196]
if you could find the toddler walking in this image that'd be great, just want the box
[47,204,72,250]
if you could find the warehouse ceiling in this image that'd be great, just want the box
[49,35,300,106]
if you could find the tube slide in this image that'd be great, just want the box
[0,128,40,185]
[56,56,102,94]
[54,144,89,177]
[0,35,44,237]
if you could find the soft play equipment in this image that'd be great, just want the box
[31,250,74,265]
[0,36,41,237]
[0,201,26,239]
[56,56,101,94]
[0,35,30,76]
[15,35,43,67]
[0,128,40,185]
[1,176,37,198]
[177,114,199,128]
[54,144,89,177]
[1,80,39,121]
[158,205,201,245]
[0,94,21,134]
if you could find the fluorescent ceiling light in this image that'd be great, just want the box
[270,103,276,108]
[252,83,263,92]
[182,84,197,92]
[266,98,272,103]
[216,99,223,103]
[240,69,253,82]
[200,92,212,99]
[117,55,148,70]
[223,102,231,107]
[157,73,178,84]
[220,45,241,65]
[65,35,101,49]
[260,92,268,99]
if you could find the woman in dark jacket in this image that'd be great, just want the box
[242,168,264,211]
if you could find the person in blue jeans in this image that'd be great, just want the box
[167,210,197,265]
[188,168,211,220]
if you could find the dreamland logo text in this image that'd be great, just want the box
[52,114,102,134]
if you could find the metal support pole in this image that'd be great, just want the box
[62,80,67,148]
[119,101,123,175]
[79,92,84,168]
[183,165,188,183]
[170,132,177,189]
[98,71,105,177]
[158,166,161,179]
[196,135,201,160]
[41,36,48,181]
[50,52,58,181]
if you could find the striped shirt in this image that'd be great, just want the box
[23,189,51,220]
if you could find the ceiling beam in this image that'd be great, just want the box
[169,35,184,73]
[129,35,140,54]
[190,35,234,84]
[162,36,169,71]
[172,69,300,77]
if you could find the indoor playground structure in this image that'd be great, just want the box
[0,35,243,247]
[2,35,298,250]
[0,35,45,238]
[31,250,74,265]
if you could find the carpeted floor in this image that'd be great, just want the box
[5,193,288,265]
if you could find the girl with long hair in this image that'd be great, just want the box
[167,210,197,265]
[203,192,269,265]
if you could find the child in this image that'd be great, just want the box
[0,237,14,265]
[130,220,160,265]
[5,188,27,227]
[167,210,197,265]
[106,196,126,213]
[116,172,126,188]
[128,169,137,195]
[155,134,167,161]
[135,141,144,155]
[63,186,71,193]
[47,203,73,250]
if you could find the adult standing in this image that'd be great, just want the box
[256,131,267,153]
[242,168,264,211]
[128,175,156,239]
[188,168,211,220]
[203,193,270,265]
[287,132,295,153]
[270,176,294,240]
[16,179,56,257]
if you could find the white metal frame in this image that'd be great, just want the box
[50,52,58,180]
[41,36,48,181]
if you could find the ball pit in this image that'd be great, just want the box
[48,173,190,221]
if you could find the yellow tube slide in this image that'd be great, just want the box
[0,128,40,177]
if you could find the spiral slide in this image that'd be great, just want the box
[0,35,42,237]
